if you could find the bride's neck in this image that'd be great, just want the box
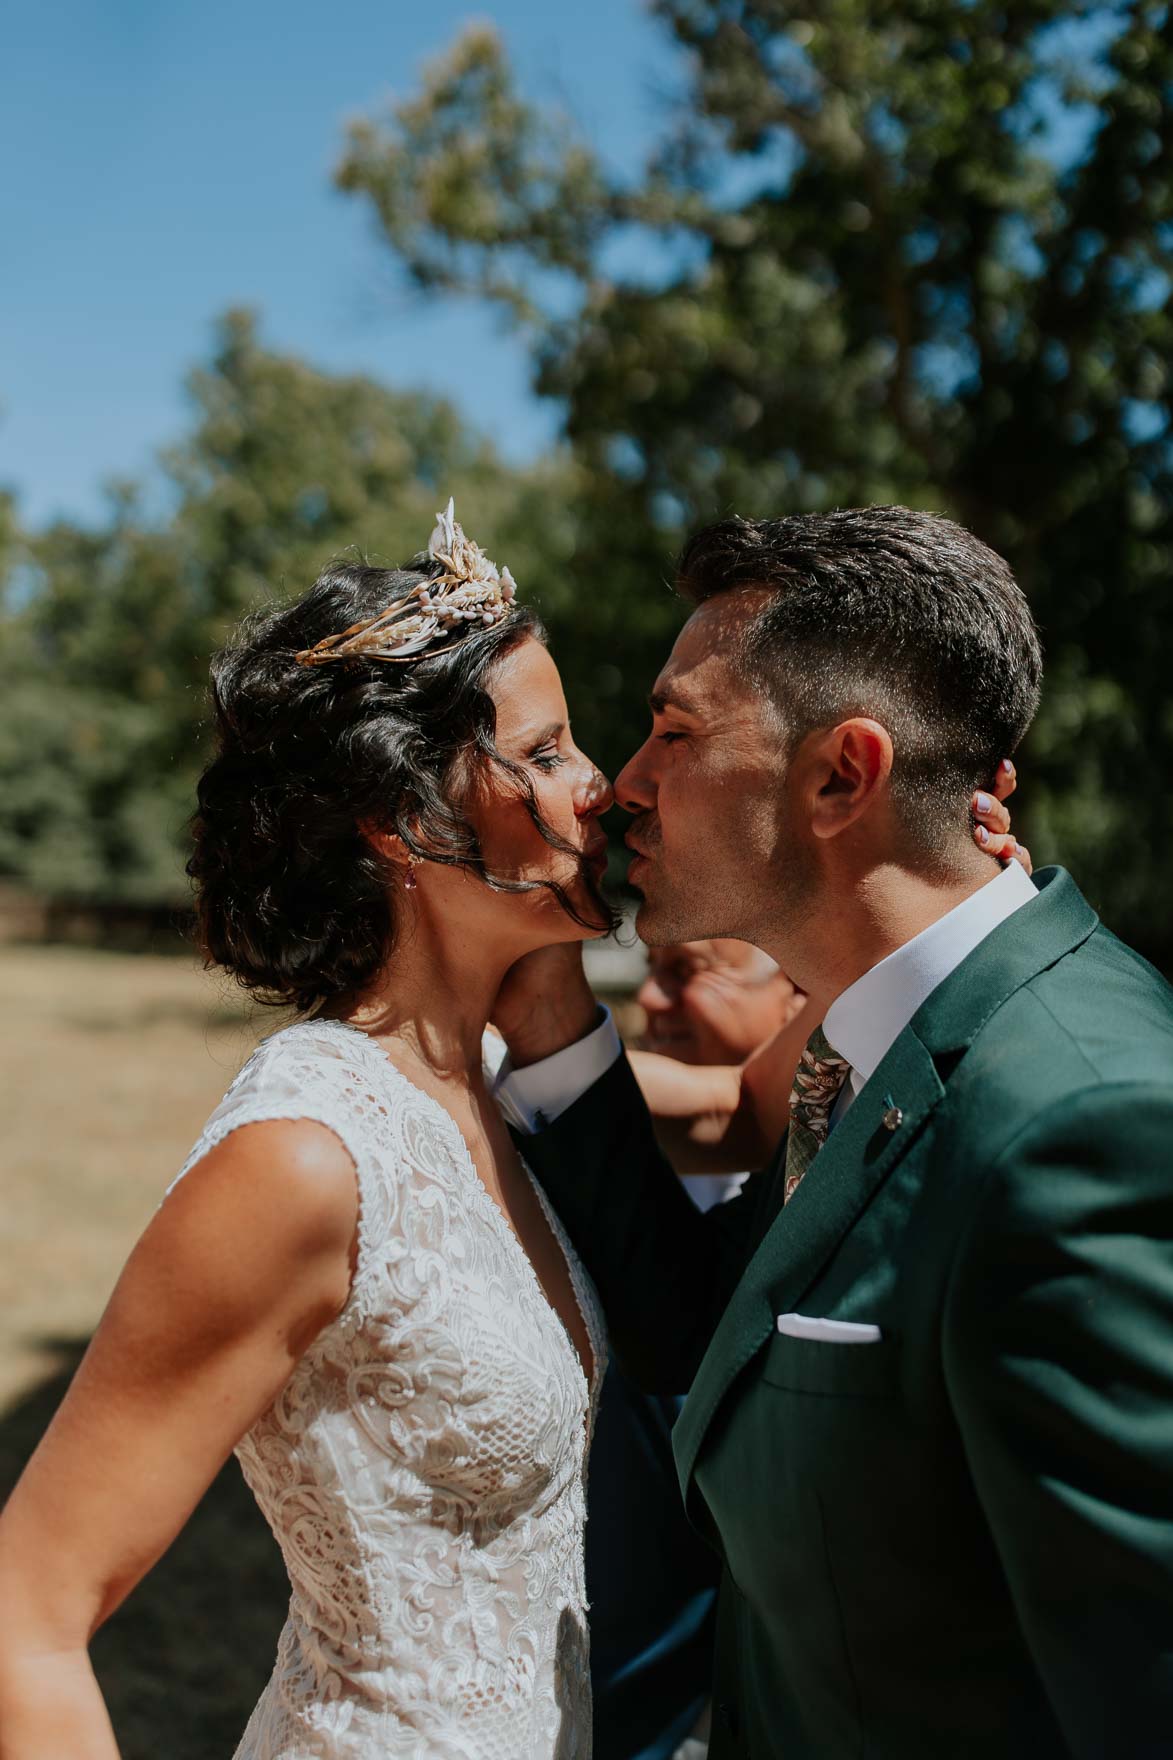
[334,912,516,1085]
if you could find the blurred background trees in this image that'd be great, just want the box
[0,310,577,905]
[2,0,1170,962]
[338,0,1173,961]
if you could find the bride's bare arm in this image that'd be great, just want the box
[0,1121,358,1760]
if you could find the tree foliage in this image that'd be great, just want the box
[0,312,577,902]
[4,8,1170,963]
[337,4,1173,963]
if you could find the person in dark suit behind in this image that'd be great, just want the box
[490,507,1173,1759]
[587,941,801,1760]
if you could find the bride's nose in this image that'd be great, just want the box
[577,765,614,819]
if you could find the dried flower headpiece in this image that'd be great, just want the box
[295,498,519,668]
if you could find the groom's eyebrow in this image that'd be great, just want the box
[649,686,698,717]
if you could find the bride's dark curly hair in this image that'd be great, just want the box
[188,557,617,1014]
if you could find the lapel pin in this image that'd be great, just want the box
[881,1095,904,1132]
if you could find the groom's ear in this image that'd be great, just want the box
[804,719,894,842]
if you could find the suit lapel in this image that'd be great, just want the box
[673,1030,945,1504]
[672,866,1100,1511]
[911,865,1097,1055]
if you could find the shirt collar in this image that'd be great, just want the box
[823,861,1038,1087]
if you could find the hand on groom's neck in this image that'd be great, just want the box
[491,943,601,1068]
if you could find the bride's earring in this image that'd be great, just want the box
[404,852,419,892]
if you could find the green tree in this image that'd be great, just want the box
[337,6,1173,964]
[0,489,20,605]
[0,312,577,903]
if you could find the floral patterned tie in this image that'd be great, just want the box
[784,1025,853,1204]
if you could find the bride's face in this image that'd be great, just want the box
[430,636,614,946]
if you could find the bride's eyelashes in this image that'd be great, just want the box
[531,747,567,772]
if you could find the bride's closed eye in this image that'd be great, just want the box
[531,747,567,771]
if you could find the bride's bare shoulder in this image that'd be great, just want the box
[165,1105,358,1250]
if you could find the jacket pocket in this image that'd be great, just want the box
[760,1330,900,1398]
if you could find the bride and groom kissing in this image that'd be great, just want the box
[1,500,1170,1760]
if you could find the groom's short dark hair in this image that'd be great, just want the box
[676,506,1043,853]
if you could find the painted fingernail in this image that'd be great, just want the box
[1001,759,1015,774]
[975,793,993,814]
[977,825,990,845]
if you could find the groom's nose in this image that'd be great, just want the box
[614,742,655,815]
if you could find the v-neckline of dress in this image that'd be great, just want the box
[306,1017,604,1401]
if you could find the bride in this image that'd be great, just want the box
[0,504,617,1759]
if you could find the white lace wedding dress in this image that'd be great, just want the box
[170,1018,606,1759]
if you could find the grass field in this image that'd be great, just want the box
[1,945,276,1408]
[1,945,288,1756]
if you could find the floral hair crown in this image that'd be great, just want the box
[296,498,519,668]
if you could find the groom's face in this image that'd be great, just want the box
[615,591,807,946]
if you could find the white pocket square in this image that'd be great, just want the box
[776,1313,882,1344]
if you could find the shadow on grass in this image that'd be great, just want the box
[0,1339,288,1758]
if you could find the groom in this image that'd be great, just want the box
[493,507,1173,1759]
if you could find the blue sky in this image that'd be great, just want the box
[1,0,670,527]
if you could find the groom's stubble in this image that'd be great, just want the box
[624,688,822,960]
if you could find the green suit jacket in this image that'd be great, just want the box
[523,869,1173,1759]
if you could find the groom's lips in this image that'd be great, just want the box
[625,837,653,881]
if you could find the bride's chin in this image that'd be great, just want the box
[517,881,613,944]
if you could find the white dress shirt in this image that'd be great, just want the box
[491,1008,623,1133]
[494,861,1038,1135]
[822,859,1037,1124]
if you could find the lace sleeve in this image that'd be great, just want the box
[165,1024,379,1313]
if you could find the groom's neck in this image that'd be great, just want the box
[770,847,1003,1009]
